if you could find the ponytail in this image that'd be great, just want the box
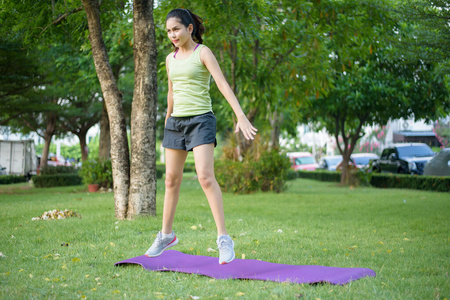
[166,8,205,50]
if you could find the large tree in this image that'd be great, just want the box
[82,0,159,219]
[1,0,158,219]
[303,0,450,184]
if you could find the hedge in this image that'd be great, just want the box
[32,174,82,188]
[0,175,28,185]
[155,163,196,179]
[40,165,78,175]
[370,173,450,192]
[295,170,449,192]
[296,170,341,182]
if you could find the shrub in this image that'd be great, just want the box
[296,170,341,182]
[79,159,113,188]
[370,173,450,192]
[256,150,291,192]
[0,175,28,185]
[183,163,196,173]
[40,165,78,175]
[296,170,450,192]
[215,149,291,194]
[287,169,298,181]
[32,174,82,188]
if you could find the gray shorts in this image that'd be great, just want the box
[163,112,217,151]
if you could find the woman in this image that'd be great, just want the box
[145,8,257,264]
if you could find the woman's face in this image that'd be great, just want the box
[166,17,193,48]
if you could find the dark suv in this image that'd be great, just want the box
[373,143,435,175]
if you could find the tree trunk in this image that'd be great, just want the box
[340,153,351,185]
[82,0,130,220]
[40,112,57,169]
[269,110,282,150]
[238,107,258,155]
[336,116,365,185]
[40,135,52,169]
[127,0,157,218]
[77,130,89,162]
[98,101,111,160]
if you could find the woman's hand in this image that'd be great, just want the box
[235,115,258,140]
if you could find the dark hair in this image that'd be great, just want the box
[166,8,205,50]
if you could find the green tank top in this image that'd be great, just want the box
[168,44,213,117]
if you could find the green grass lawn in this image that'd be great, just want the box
[0,176,448,299]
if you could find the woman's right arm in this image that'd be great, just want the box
[165,54,173,126]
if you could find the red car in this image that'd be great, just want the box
[286,152,317,171]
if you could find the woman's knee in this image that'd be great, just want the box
[165,173,182,189]
[197,173,215,189]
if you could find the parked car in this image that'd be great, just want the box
[372,143,435,175]
[286,152,317,171]
[336,153,379,172]
[317,155,342,171]
[423,148,450,176]
[351,153,379,169]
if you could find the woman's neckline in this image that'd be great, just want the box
[173,44,200,61]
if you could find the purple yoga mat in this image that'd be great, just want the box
[115,250,375,285]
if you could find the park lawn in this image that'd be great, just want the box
[0,176,448,299]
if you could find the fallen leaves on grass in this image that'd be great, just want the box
[32,209,80,221]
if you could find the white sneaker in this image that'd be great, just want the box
[145,231,178,257]
[217,235,235,264]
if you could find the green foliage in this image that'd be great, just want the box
[0,175,28,185]
[215,149,291,194]
[393,0,450,74]
[257,150,292,192]
[155,163,165,179]
[78,159,113,188]
[370,174,450,193]
[32,174,82,188]
[297,170,449,192]
[296,170,341,183]
[39,166,78,175]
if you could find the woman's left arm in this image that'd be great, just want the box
[201,46,258,140]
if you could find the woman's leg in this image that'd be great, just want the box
[161,148,188,234]
[193,144,227,236]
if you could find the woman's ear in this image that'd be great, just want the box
[188,24,194,34]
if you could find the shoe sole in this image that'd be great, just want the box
[145,236,178,257]
[219,252,235,265]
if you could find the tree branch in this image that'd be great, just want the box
[0,113,23,126]
[334,114,344,155]
[38,5,84,38]
[269,34,303,71]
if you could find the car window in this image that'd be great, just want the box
[381,149,390,159]
[353,157,374,165]
[396,145,434,158]
[295,157,315,165]
[326,157,342,165]
[319,159,327,168]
